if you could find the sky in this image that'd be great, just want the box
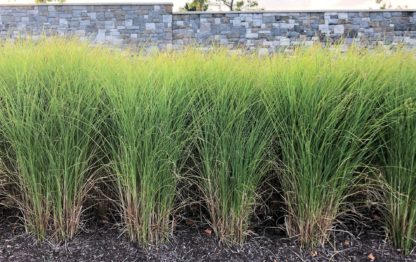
[1,0,415,11]
[259,0,416,10]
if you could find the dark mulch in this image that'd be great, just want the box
[1,215,415,262]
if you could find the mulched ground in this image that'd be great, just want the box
[1,215,415,262]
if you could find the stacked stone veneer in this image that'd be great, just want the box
[173,11,416,51]
[0,3,173,48]
[0,4,415,51]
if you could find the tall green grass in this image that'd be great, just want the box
[190,53,274,244]
[0,39,414,252]
[0,40,103,240]
[379,51,416,254]
[101,53,197,244]
[263,47,392,247]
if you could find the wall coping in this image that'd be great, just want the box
[174,9,416,14]
[0,4,413,12]
[0,2,174,7]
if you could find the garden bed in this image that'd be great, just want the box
[0,39,415,260]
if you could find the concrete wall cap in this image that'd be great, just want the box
[174,9,416,15]
[0,2,174,7]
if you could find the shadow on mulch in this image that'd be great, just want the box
[0,207,415,262]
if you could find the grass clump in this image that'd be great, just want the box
[102,53,197,244]
[190,53,274,244]
[0,40,103,241]
[263,47,391,247]
[379,51,416,254]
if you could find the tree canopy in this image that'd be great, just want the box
[183,0,209,11]
[183,0,259,11]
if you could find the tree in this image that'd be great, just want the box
[376,0,408,9]
[35,0,65,3]
[183,0,209,11]
[216,0,259,11]
[182,0,259,11]
[376,0,391,9]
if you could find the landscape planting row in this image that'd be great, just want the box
[0,39,414,255]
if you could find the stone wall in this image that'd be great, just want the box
[172,11,416,51]
[0,4,415,51]
[0,3,173,48]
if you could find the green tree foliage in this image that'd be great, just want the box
[376,0,391,9]
[217,0,259,11]
[376,0,408,9]
[184,0,260,11]
[35,0,65,3]
[183,0,209,11]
